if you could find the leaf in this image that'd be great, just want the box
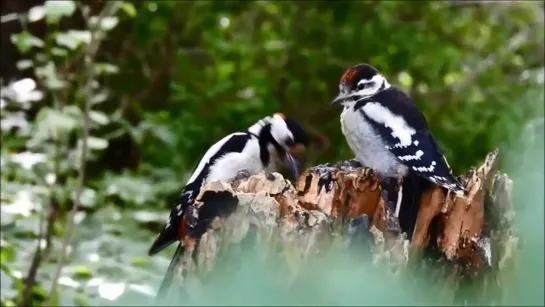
[10,31,44,54]
[94,63,120,75]
[27,107,79,146]
[89,16,119,31]
[90,92,109,105]
[71,265,93,279]
[51,47,68,57]
[16,60,33,70]
[130,257,149,266]
[56,31,92,50]
[89,110,110,126]
[132,210,166,223]
[87,137,109,150]
[34,62,65,89]
[44,0,76,24]
[100,17,119,31]
[28,6,45,22]
[76,188,97,207]
[120,2,137,17]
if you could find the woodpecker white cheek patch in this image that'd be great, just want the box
[362,102,416,146]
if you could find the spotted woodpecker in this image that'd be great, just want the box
[149,112,307,299]
[330,63,466,235]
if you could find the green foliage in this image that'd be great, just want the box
[1,1,543,306]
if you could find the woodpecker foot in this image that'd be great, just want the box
[345,214,374,254]
[231,169,251,182]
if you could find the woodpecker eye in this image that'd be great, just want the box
[285,138,295,147]
[356,82,372,91]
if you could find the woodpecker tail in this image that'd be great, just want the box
[154,244,183,303]
[148,231,177,256]
[398,171,430,239]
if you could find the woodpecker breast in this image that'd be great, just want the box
[340,106,408,178]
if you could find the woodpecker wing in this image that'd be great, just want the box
[354,87,465,194]
[148,132,253,256]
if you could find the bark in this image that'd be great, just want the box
[167,149,516,304]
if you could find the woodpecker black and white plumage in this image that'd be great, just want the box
[148,113,308,300]
[330,63,466,236]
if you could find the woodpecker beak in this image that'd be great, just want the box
[330,93,348,105]
[284,152,300,179]
[288,143,306,155]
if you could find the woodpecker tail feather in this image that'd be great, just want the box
[148,229,177,256]
[154,244,183,303]
[398,171,430,240]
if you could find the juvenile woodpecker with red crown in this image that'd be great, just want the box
[330,63,466,234]
[148,113,307,300]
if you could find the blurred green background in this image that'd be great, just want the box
[1,1,543,306]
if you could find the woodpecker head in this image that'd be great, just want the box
[269,113,308,178]
[330,63,391,106]
[250,113,308,179]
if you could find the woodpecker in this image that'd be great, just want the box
[330,63,466,235]
[149,113,308,300]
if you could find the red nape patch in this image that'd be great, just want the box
[340,67,358,84]
[177,216,186,239]
[275,112,286,119]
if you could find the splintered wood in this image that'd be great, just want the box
[170,149,517,304]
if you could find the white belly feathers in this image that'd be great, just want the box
[340,106,407,178]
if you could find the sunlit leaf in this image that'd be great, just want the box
[121,2,137,17]
[98,282,126,301]
[34,62,65,89]
[72,265,93,279]
[89,111,110,126]
[56,31,92,50]
[28,6,45,22]
[51,47,69,57]
[87,137,109,150]
[75,188,97,207]
[16,60,33,70]
[132,210,166,223]
[44,0,76,24]
[10,31,44,53]
[100,17,119,31]
[94,63,120,75]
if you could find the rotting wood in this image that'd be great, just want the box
[166,149,517,304]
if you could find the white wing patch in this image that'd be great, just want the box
[412,161,436,172]
[430,175,461,191]
[398,150,424,161]
[362,102,416,147]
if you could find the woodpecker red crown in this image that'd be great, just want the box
[340,67,359,84]
[275,112,286,119]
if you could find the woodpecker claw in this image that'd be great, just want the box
[232,169,251,183]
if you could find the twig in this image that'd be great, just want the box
[20,199,45,306]
[44,2,122,305]
[450,29,529,93]
[427,26,531,127]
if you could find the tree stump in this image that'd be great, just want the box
[164,149,517,305]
